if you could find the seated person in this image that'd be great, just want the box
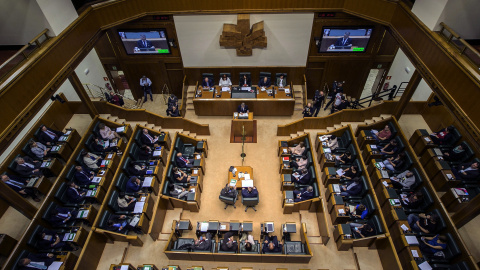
[141,128,160,147]
[126,176,142,193]
[221,232,238,252]
[292,168,310,185]
[346,203,368,220]
[48,208,77,227]
[168,184,189,199]
[380,139,399,156]
[242,186,258,198]
[176,152,194,168]
[239,75,251,87]
[1,174,40,201]
[138,145,153,160]
[82,151,103,171]
[117,192,136,211]
[17,252,56,270]
[451,161,479,181]
[276,74,287,88]
[442,144,465,162]
[382,152,406,172]
[173,167,191,183]
[168,94,178,108]
[291,155,308,170]
[293,186,314,202]
[202,77,214,88]
[336,165,359,180]
[349,223,375,238]
[390,170,415,189]
[219,74,232,87]
[302,103,313,118]
[340,177,362,196]
[66,181,86,203]
[370,125,392,142]
[98,123,122,141]
[262,235,283,253]
[258,76,271,88]
[220,184,237,198]
[288,141,305,156]
[419,235,447,256]
[15,156,43,177]
[109,91,122,106]
[106,214,133,234]
[240,233,257,252]
[74,166,94,186]
[430,126,454,145]
[323,134,338,151]
[29,141,51,159]
[401,191,424,210]
[38,125,64,146]
[407,213,439,234]
[237,102,249,113]
[127,161,147,176]
[332,96,348,113]
[193,233,213,251]
[91,137,120,154]
[166,105,180,117]
[36,230,77,251]
[333,151,353,166]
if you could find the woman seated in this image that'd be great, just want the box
[29,141,52,159]
[346,203,368,220]
[98,123,122,141]
[419,235,447,256]
[349,223,375,239]
[127,161,147,176]
[168,184,189,199]
[430,126,454,145]
[401,191,424,210]
[382,152,406,172]
[289,141,306,156]
[91,137,121,154]
[370,125,392,142]
[173,167,191,183]
[333,151,353,166]
[117,192,136,211]
[442,144,465,162]
[337,165,359,180]
[82,151,103,171]
[109,92,122,106]
[37,230,77,251]
[380,139,399,156]
[291,155,308,171]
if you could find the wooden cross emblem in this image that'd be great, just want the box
[219,14,267,56]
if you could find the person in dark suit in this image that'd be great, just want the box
[136,35,153,49]
[302,103,313,118]
[333,32,352,48]
[176,152,194,168]
[168,94,178,107]
[452,161,479,181]
[202,77,214,88]
[258,77,271,88]
[74,166,94,186]
[242,186,258,198]
[237,103,249,113]
[127,161,147,176]
[193,232,213,251]
[221,232,238,252]
[340,177,363,196]
[293,186,314,202]
[141,128,159,147]
[166,105,180,117]
[14,156,43,177]
[36,230,76,251]
[1,174,40,201]
[312,90,325,117]
[442,144,466,162]
[66,181,86,203]
[17,252,56,270]
[106,214,133,233]
[239,75,251,87]
[292,168,311,185]
[126,176,142,193]
[48,207,77,227]
[221,184,237,198]
[138,145,153,161]
[38,125,64,146]
[262,235,283,253]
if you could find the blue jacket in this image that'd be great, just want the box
[126,178,142,193]
[242,188,258,198]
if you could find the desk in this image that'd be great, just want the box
[142,175,160,196]
[137,265,159,270]
[196,221,220,236]
[228,166,253,190]
[370,164,390,188]
[409,129,430,153]
[410,130,435,157]
[186,186,201,212]
[327,195,349,225]
[0,234,17,256]
[420,148,442,168]
[135,194,155,220]
[362,144,382,163]
[385,208,408,229]
[76,205,98,225]
[231,112,256,143]
[101,152,120,174]
[322,167,340,187]
[317,146,335,169]
[109,264,136,270]
[282,223,296,241]
[59,129,81,152]
[56,252,78,270]
[325,184,341,203]
[67,227,88,247]
[425,160,459,191]
[190,169,204,192]
[175,220,193,237]
[261,222,275,234]
[390,221,413,251]
[356,130,376,150]
[441,188,471,212]
[281,174,294,191]
[92,169,113,191]
[278,141,290,157]
[333,224,353,251]
[242,222,253,232]
[50,143,73,162]
[40,158,63,176]
[85,186,106,204]
[193,154,206,175]
[152,146,168,166]
[29,176,52,195]
[279,156,293,174]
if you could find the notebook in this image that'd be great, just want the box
[129,216,140,227]
[266,222,274,232]
[133,202,145,213]
[405,235,419,245]
[142,177,153,187]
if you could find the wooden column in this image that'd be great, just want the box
[69,72,98,118]
[394,70,422,120]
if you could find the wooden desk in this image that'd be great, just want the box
[411,132,435,157]
[322,167,340,187]
[356,130,376,150]
[152,146,168,166]
[328,195,349,225]
[0,234,17,256]
[409,129,430,154]
[186,186,201,212]
[92,169,113,191]
[137,265,159,270]
[441,188,470,212]
[370,165,390,188]
[56,252,78,270]
[425,160,459,191]
[399,246,424,270]
[40,158,63,176]
[85,186,106,204]
[100,152,120,174]
[135,194,155,220]
[228,166,253,190]
[390,221,413,251]
[190,169,204,192]
[29,176,52,195]
[362,144,382,164]
[281,174,294,191]
[59,129,81,151]
[333,224,353,251]
[76,205,98,225]
[109,264,136,270]
[420,148,442,167]
[195,85,215,99]
[278,141,289,157]
[385,208,408,229]
[279,156,293,174]
[317,146,335,169]
[66,227,88,247]
[232,112,256,143]
[50,143,73,162]
[193,154,206,175]
[142,175,160,196]
[325,184,341,203]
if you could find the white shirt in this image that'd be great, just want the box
[140,78,152,86]
[219,77,232,87]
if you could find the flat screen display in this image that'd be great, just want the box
[118,29,170,55]
[317,27,373,53]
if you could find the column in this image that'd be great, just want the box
[69,72,98,118]
[393,70,422,120]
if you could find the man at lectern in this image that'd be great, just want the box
[333,32,352,48]
[137,35,154,49]
[237,103,249,113]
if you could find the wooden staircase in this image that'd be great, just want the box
[293,85,304,111]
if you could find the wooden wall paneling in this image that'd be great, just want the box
[73,231,108,270]
[323,58,373,99]
[0,196,9,218]
[377,29,399,56]
[95,31,117,58]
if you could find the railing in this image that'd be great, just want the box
[438,22,480,72]
[0,28,51,83]
[83,83,140,109]
[180,75,187,117]
[302,74,307,107]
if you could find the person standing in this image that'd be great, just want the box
[140,75,153,102]
[312,90,325,117]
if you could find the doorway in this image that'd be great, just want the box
[360,68,385,100]
[109,70,134,100]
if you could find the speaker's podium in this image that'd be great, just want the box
[231,112,257,143]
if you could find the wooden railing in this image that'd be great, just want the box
[303,74,308,107]
[180,75,187,117]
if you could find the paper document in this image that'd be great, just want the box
[116,126,125,133]
[242,180,254,188]
[454,188,468,196]
[153,150,161,156]
[241,87,251,91]
[65,130,72,135]
[283,149,287,153]
[405,235,419,245]
[424,137,431,142]
[336,169,344,176]
[401,224,409,231]
[86,190,95,197]
[229,179,237,187]
[140,197,146,202]
[323,148,331,153]
[285,89,291,94]
[196,154,201,159]
[220,224,227,230]
[120,266,129,270]
[333,184,341,193]
[200,222,208,232]
[411,249,419,257]
[221,87,230,91]
[381,170,390,179]
[418,261,432,270]
[193,169,198,174]
[133,202,145,213]
[92,177,102,183]
[142,177,153,187]
[320,135,328,142]
[338,208,345,214]
[59,136,67,141]
[104,140,110,147]
[446,174,453,180]
[129,216,140,227]
[41,162,49,168]
[47,262,63,270]
[244,173,251,180]
[107,153,113,159]
[370,145,377,149]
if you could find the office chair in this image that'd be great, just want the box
[242,195,259,212]
[219,191,237,209]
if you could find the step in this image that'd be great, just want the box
[187,92,194,98]
[99,114,111,119]
[364,119,374,125]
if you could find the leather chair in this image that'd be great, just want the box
[8,154,24,174]
[447,141,474,166]
[439,127,462,150]
[171,238,195,251]
[368,215,385,235]
[394,167,423,192]
[107,190,132,215]
[128,143,147,162]
[121,157,147,177]
[424,233,461,264]
[175,138,196,157]
[382,136,405,158]
[338,159,363,177]
[459,157,480,185]
[303,137,311,152]
[65,165,76,182]
[238,72,251,86]
[97,209,130,235]
[335,130,352,152]
[134,129,143,147]
[402,186,434,214]
[26,225,67,252]
[275,73,287,86]
[192,240,216,253]
[41,202,78,228]
[348,194,376,223]
[242,194,259,212]
[10,249,30,270]
[343,175,369,201]
[115,173,137,196]
[259,72,271,79]
[219,191,238,209]
[202,73,214,83]
[166,165,189,188]
[21,139,41,161]
[431,261,471,270]
[54,182,87,207]
[391,152,414,175]
[414,209,447,236]
[295,165,316,189]
[284,241,305,254]
[219,72,231,80]
[75,151,85,167]
[92,121,102,138]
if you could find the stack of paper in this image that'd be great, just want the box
[142,177,153,187]
[405,235,419,245]
[92,177,102,183]
[47,262,63,270]
[116,126,125,133]
[153,150,161,156]
[107,153,113,159]
[133,202,145,213]
[200,222,208,232]
[65,130,72,135]
[242,180,254,187]
[336,169,344,176]
[333,184,341,193]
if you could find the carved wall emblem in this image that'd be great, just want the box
[219,14,267,56]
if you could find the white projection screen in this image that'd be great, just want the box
[174,13,314,67]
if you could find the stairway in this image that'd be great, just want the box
[293,85,304,111]
[185,86,196,112]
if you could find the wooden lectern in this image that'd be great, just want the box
[231,112,256,143]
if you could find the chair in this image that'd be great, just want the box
[54,182,87,207]
[348,194,376,223]
[219,72,231,79]
[7,155,22,174]
[439,126,462,150]
[415,209,447,236]
[275,73,287,86]
[239,72,251,85]
[41,202,78,228]
[10,249,30,270]
[284,241,305,254]
[402,186,434,213]
[202,73,214,83]
[391,152,414,175]
[368,215,385,234]
[84,134,104,156]
[431,261,471,270]
[424,233,461,264]
[295,165,316,189]
[460,158,480,185]
[97,209,130,235]
[166,165,189,188]
[219,191,238,209]
[217,239,238,253]
[242,194,259,212]
[335,131,352,152]
[107,190,131,215]
[26,225,67,252]
[92,121,102,138]
[171,238,195,251]
[21,140,40,161]
[121,157,147,177]
[134,129,143,147]
[128,143,148,162]
[343,176,369,201]
[303,137,311,152]
[175,138,196,157]
[259,72,271,79]
[448,141,474,166]
[395,167,423,192]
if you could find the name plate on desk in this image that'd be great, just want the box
[59,136,68,142]
[63,233,76,241]
[116,126,126,133]
[333,184,341,193]
[41,161,51,168]
[77,210,89,218]
[51,146,61,152]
